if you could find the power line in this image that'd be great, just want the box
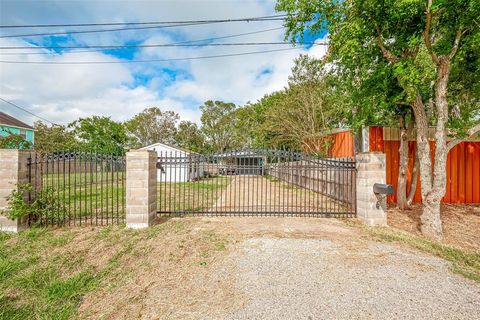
[0,41,318,50]
[0,46,319,64]
[0,27,286,55]
[0,15,287,28]
[0,17,285,38]
[0,97,56,125]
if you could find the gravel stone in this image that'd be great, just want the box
[223,237,480,320]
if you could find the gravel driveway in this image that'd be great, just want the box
[205,218,480,320]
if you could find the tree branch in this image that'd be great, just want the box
[375,25,399,64]
[423,0,439,64]
[447,122,480,151]
[447,29,464,61]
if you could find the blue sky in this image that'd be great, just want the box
[0,0,327,125]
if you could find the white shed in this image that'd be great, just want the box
[139,143,204,182]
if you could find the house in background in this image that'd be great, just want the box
[140,142,204,182]
[215,150,267,175]
[0,112,35,146]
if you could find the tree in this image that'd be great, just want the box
[174,121,205,153]
[277,0,480,239]
[69,116,127,154]
[237,90,288,149]
[124,107,179,148]
[33,121,76,155]
[289,54,323,85]
[0,133,31,149]
[262,81,341,152]
[237,54,348,152]
[200,100,238,153]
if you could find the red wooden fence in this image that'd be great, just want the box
[325,126,480,204]
[304,129,355,157]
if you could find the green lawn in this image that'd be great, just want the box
[157,176,232,214]
[0,220,231,319]
[36,172,126,225]
[34,173,232,224]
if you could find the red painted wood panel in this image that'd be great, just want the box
[473,143,480,203]
[444,146,452,203]
[326,126,480,204]
[327,131,355,158]
[465,142,474,203]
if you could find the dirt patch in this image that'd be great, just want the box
[388,204,480,252]
[77,219,245,320]
[212,176,346,213]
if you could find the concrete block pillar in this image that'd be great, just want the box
[126,150,157,228]
[0,149,32,232]
[356,152,387,226]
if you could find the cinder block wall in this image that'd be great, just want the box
[126,150,157,228]
[0,149,32,232]
[356,152,387,226]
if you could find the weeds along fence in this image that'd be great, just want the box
[27,151,126,226]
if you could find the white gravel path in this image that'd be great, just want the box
[223,237,480,320]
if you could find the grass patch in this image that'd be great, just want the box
[158,176,232,212]
[0,225,130,320]
[0,219,234,319]
[345,219,480,282]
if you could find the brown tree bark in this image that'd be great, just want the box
[375,15,480,240]
[410,94,444,240]
[397,114,409,209]
[406,150,419,206]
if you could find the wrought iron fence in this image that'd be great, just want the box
[156,149,356,217]
[27,151,126,226]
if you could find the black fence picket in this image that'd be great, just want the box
[27,151,126,226]
[156,149,356,217]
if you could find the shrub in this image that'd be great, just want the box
[2,183,57,222]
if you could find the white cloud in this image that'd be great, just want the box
[0,1,327,127]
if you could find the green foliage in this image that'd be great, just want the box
[69,116,127,154]
[237,54,348,151]
[124,107,179,148]
[1,184,57,221]
[33,121,75,155]
[0,132,32,150]
[174,120,205,153]
[237,90,288,149]
[276,0,480,136]
[200,100,239,153]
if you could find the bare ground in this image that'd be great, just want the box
[71,217,480,320]
[213,176,346,213]
[388,204,480,252]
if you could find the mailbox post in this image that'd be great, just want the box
[373,183,394,210]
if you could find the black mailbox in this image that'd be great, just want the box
[373,183,394,196]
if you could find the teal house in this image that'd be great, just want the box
[0,112,35,146]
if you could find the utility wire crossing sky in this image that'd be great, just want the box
[0,2,327,126]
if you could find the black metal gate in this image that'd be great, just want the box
[157,149,356,217]
[27,151,126,226]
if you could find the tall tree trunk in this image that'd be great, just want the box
[420,59,451,240]
[406,150,419,206]
[397,114,409,209]
[411,95,443,240]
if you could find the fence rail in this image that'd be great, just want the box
[156,149,356,217]
[27,151,126,226]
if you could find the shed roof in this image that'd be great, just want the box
[139,142,198,154]
[0,112,34,130]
